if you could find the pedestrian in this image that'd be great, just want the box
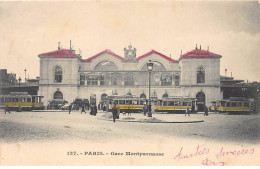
[143,104,147,116]
[94,104,97,116]
[112,103,117,123]
[204,106,208,116]
[90,104,94,115]
[5,105,11,114]
[68,104,72,114]
[123,111,126,116]
[117,106,120,119]
[185,107,190,116]
[127,103,131,116]
[103,105,106,112]
[81,105,86,114]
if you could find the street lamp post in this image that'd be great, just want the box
[18,77,21,87]
[147,60,153,117]
[24,69,27,83]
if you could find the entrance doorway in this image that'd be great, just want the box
[196,92,205,111]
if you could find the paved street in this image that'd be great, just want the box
[0,110,259,144]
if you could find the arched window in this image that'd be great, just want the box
[140,94,146,99]
[55,66,62,83]
[141,61,166,71]
[94,61,118,71]
[101,94,107,102]
[163,94,168,98]
[197,66,205,83]
[54,91,63,100]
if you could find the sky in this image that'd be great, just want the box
[0,1,259,82]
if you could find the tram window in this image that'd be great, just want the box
[220,102,225,106]
[183,102,187,106]
[27,98,32,102]
[12,98,18,102]
[231,102,237,107]
[175,102,180,106]
[244,103,249,107]
[126,100,132,105]
[163,101,167,106]
[226,102,230,107]
[113,100,119,104]
[140,101,144,105]
[5,98,11,102]
[133,100,139,105]
[237,102,242,107]
[119,100,125,104]
[168,101,174,106]
[20,98,26,102]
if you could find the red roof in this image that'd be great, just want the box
[137,50,178,63]
[38,49,79,58]
[179,49,221,61]
[83,49,126,62]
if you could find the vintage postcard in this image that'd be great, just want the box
[0,0,259,166]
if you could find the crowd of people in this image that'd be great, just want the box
[68,103,98,116]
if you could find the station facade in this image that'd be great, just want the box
[38,44,222,111]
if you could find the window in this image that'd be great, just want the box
[226,102,230,107]
[54,91,63,100]
[237,102,242,107]
[27,98,31,102]
[111,73,123,86]
[99,74,110,86]
[163,101,168,106]
[244,102,249,107]
[12,98,18,102]
[197,66,205,83]
[183,102,188,106]
[133,100,139,105]
[80,74,85,85]
[161,73,172,86]
[119,100,125,104]
[231,102,237,107]
[169,101,175,106]
[126,100,132,104]
[55,66,62,83]
[125,73,134,86]
[87,74,98,85]
[174,74,180,86]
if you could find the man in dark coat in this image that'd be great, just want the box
[204,106,209,116]
[94,105,97,116]
[112,103,117,123]
[5,105,11,114]
[68,104,72,114]
[90,104,94,115]
[143,104,147,116]
[81,105,86,114]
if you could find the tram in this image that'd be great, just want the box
[0,92,44,111]
[154,97,196,113]
[211,97,254,114]
[106,95,146,113]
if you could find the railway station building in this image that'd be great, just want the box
[38,44,222,111]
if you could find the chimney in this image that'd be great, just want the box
[58,42,61,50]
[207,46,209,51]
[225,69,227,76]
[200,45,201,50]
[231,72,232,78]
[195,44,198,49]
[70,40,72,50]
[170,54,171,58]
[181,49,182,56]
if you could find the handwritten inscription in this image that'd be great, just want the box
[173,144,254,166]
[173,144,209,160]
